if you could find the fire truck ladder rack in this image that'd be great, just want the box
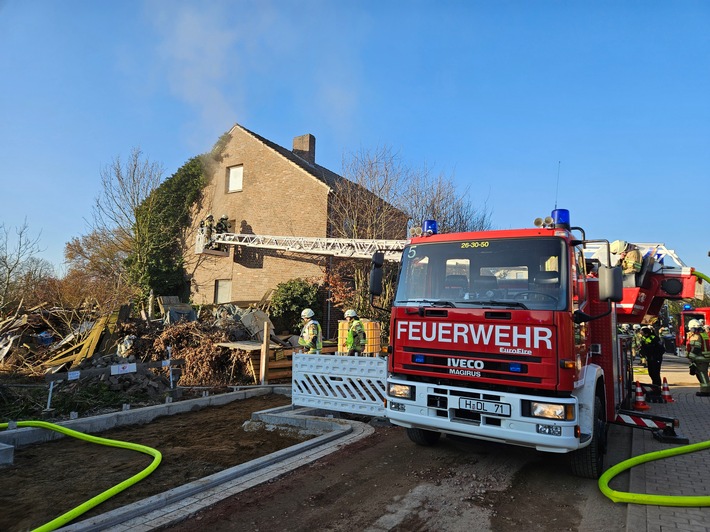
[613,409,689,445]
[196,232,406,262]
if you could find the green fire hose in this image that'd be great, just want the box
[599,439,710,506]
[599,269,710,505]
[0,420,162,531]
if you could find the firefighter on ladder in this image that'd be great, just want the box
[298,308,322,354]
[686,319,710,397]
[344,309,367,356]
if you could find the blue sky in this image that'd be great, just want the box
[1,0,708,279]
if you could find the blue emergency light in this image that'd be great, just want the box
[413,354,426,363]
[509,362,522,373]
[551,209,570,230]
[423,220,438,235]
[683,304,693,310]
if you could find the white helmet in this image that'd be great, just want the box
[610,240,627,254]
[344,309,358,318]
[301,308,315,319]
[633,324,641,330]
[688,319,701,330]
[220,214,228,220]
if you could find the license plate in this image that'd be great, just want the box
[459,398,511,417]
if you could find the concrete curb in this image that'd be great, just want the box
[0,386,291,448]
[50,401,374,531]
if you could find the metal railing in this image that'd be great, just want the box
[583,242,688,269]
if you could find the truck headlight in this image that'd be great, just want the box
[388,383,415,400]
[530,401,575,421]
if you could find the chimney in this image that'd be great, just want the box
[293,134,316,164]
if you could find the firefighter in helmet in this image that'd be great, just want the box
[200,214,215,249]
[215,215,231,234]
[687,319,710,396]
[609,240,643,274]
[344,309,367,356]
[298,308,322,354]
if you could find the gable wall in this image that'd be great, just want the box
[186,127,331,305]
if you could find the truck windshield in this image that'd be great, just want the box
[395,237,568,311]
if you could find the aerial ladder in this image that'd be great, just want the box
[583,242,704,323]
[195,231,406,262]
[196,232,704,322]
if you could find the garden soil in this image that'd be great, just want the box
[0,394,300,532]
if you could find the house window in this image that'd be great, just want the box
[214,279,232,304]
[227,165,243,192]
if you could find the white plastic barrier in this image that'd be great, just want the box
[291,353,387,416]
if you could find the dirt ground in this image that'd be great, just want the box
[163,423,626,532]
[1,391,628,532]
[0,394,301,532]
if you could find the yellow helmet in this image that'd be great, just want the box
[610,240,627,254]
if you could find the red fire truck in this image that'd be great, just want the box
[369,209,702,478]
[677,306,710,351]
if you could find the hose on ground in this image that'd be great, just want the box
[0,420,162,531]
[598,438,710,506]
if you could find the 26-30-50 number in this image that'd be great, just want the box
[460,241,490,249]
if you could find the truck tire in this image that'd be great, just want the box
[569,396,607,479]
[406,427,441,446]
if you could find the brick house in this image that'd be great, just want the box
[183,123,405,335]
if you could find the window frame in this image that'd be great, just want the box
[227,165,244,193]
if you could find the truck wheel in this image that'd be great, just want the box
[569,396,606,479]
[406,427,441,446]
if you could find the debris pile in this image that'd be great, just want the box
[0,299,288,418]
[50,352,174,407]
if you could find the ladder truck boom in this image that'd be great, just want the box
[196,232,406,261]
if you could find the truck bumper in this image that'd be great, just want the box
[386,378,582,453]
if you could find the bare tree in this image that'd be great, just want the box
[0,220,47,311]
[331,145,491,239]
[92,147,165,253]
[330,146,410,240]
[327,145,491,322]
[91,147,168,298]
[403,170,492,233]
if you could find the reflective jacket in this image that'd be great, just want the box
[346,319,367,352]
[621,247,643,274]
[686,332,705,356]
[299,319,323,353]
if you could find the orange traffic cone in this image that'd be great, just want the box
[633,380,650,410]
[661,377,675,403]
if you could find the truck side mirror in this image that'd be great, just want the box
[369,251,385,296]
[598,265,623,302]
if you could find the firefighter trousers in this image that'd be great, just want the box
[688,353,710,394]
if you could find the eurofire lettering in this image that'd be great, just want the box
[395,320,552,350]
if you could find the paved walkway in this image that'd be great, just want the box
[625,354,710,531]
